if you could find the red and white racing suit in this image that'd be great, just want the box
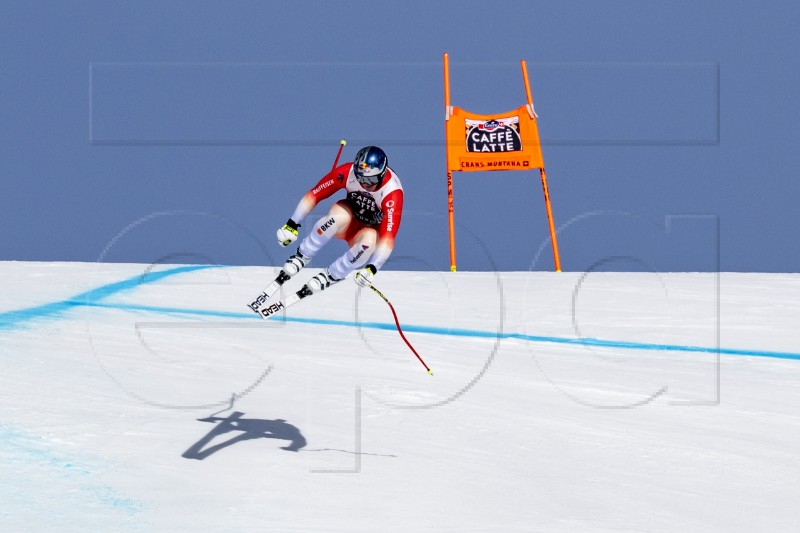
[289,162,404,280]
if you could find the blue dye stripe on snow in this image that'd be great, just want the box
[2,265,798,362]
[70,301,800,362]
[0,264,215,330]
[273,316,800,361]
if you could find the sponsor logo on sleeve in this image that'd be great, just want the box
[385,199,396,232]
[312,179,335,194]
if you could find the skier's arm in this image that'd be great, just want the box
[354,188,403,287]
[288,164,349,224]
[370,189,404,271]
[277,165,349,247]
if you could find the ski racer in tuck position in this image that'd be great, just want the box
[273,145,404,296]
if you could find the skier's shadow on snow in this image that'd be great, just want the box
[182,411,307,460]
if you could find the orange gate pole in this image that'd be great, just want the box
[539,168,562,272]
[521,60,534,113]
[521,60,562,272]
[444,52,457,272]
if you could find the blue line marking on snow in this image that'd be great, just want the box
[77,300,251,319]
[0,264,215,330]
[68,301,800,361]
[282,316,800,361]
[1,264,798,362]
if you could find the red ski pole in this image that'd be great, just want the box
[368,284,433,375]
[331,139,346,170]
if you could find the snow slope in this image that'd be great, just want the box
[1,261,799,532]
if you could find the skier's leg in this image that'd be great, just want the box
[305,227,377,293]
[298,201,353,257]
[327,227,378,281]
[283,202,353,277]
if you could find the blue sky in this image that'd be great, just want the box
[2,1,799,272]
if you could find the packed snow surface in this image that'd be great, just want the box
[1,261,799,532]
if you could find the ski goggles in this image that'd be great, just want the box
[354,163,384,186]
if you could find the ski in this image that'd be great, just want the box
[246,270,291,314]
[257,285,314,319]
[249,268,337,319]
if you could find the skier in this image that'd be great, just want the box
[274,145,404,293]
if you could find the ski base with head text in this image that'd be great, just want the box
[246,270,291,315]
[246,270,320,319]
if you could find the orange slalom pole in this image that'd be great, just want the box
[539,168,562,272]
[524,60,558,270]
[444,53,457,272]
[521,60,534,107]
[447,170,456,272]
[444,52,451,110]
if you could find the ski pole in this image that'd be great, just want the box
[367,284,433,375]
[332,139,346,170]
